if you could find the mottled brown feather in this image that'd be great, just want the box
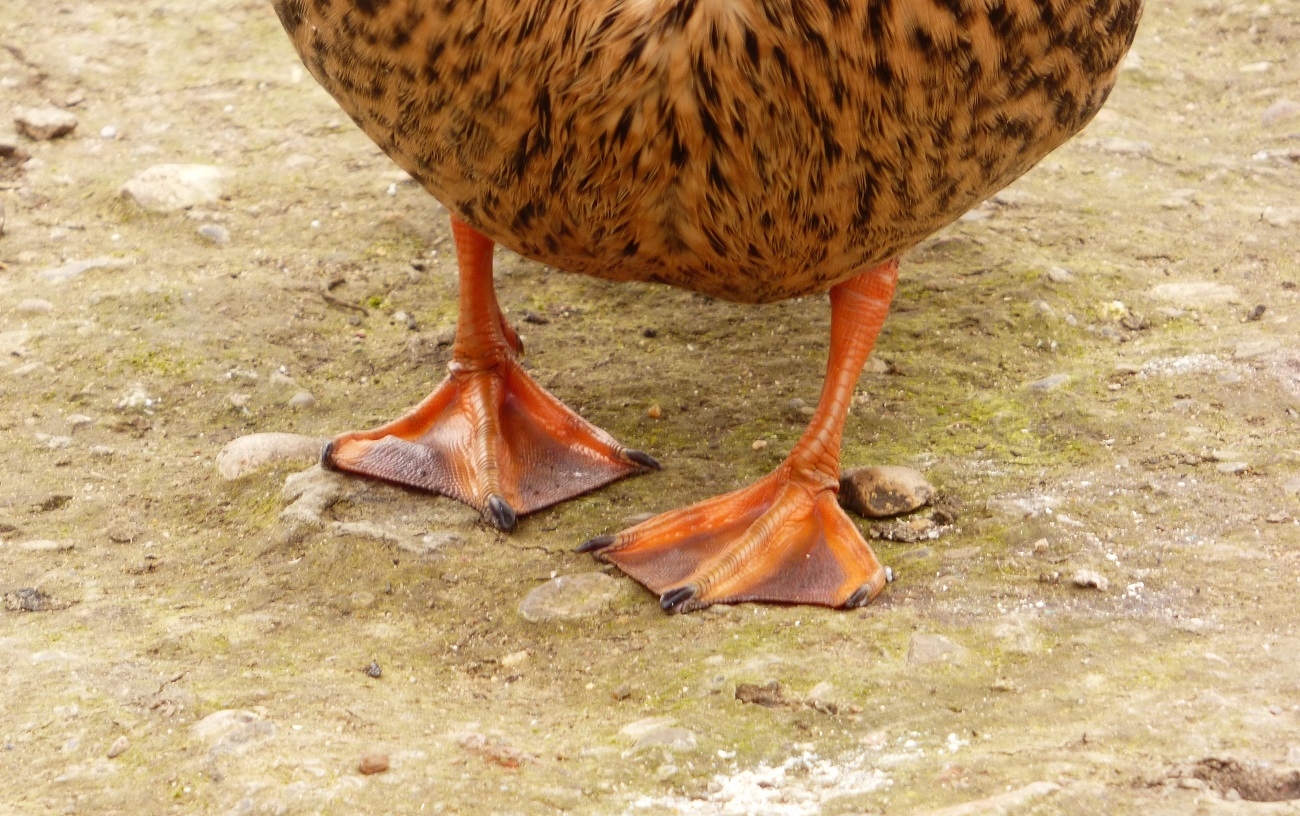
[273,0,1142,303]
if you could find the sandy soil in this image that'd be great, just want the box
[2,1,1300,814]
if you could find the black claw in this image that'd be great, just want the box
[577,534,617,554]
[485,495,517,532]
[659,585,698,614]
[625,449,661,470]
[846,583,879,609]
[319,440,339,470]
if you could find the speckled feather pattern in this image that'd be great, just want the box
[273,0,1141,303]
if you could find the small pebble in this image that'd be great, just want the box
[288,391,317,410]
[364,661,382,678]
[358,752,390,775]
[106,736,129,759]
[100,125,118,139]
[197,224,230,245]
[500,650,529,668]
[751,439,768,451]
[1072,570,1110,591]
[647,403,662,419]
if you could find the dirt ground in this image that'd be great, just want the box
[3,1,1300,814]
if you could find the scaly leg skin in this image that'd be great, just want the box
[580,260,899,613]
[323,217,658,531]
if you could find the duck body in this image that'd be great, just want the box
[272,0,1142,613]
[273,0,1140,303]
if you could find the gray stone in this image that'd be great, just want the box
[14,106,78,140]
[518,572,622,622]
[907,633,963,665]
[1234,339,1279,360]
[1072,570,1110,591]
[1094,137,1152,156]
[1263,207,1300,228]
[38,257,130,283]
[106,736,129,759]
[287,390,317,410]
[16,299,52,315]
[1045,266,1075,284]
[19,540,73,552]
[634,727,697,752]
[190,710,276,757]
[196,223,230,244]
[1150,282,1240,307]
[120,164,226,212]
[1263,99,1300,127]
[216,432,326,480]
[620,717,677,740]
[1027,373,1070,391]
[398,531,465,557]
[839,465,934,518]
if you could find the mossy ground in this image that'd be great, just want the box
[2,1,1300,814]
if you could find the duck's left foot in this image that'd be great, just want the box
[580,465,887,613]
[580,258,901,613]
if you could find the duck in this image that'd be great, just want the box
[271,0,1142,613]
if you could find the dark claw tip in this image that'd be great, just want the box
[485,495,517,533]
[320,440,339,470]
[577,534,616,554]
[659,585,698,614]
[846,578,885,609]
[625,449,661,470]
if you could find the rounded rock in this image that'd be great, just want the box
[358,752,390,775]
[839,465,934,518]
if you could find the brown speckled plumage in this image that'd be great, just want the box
[272,0,1140,303]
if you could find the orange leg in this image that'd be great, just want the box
[580,260,899,612]
[323,217,657,530]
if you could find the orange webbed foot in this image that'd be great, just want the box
[324,356,656,530]
[580,465,888,613]
[322,216,656,529]
[581,259,901,613]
